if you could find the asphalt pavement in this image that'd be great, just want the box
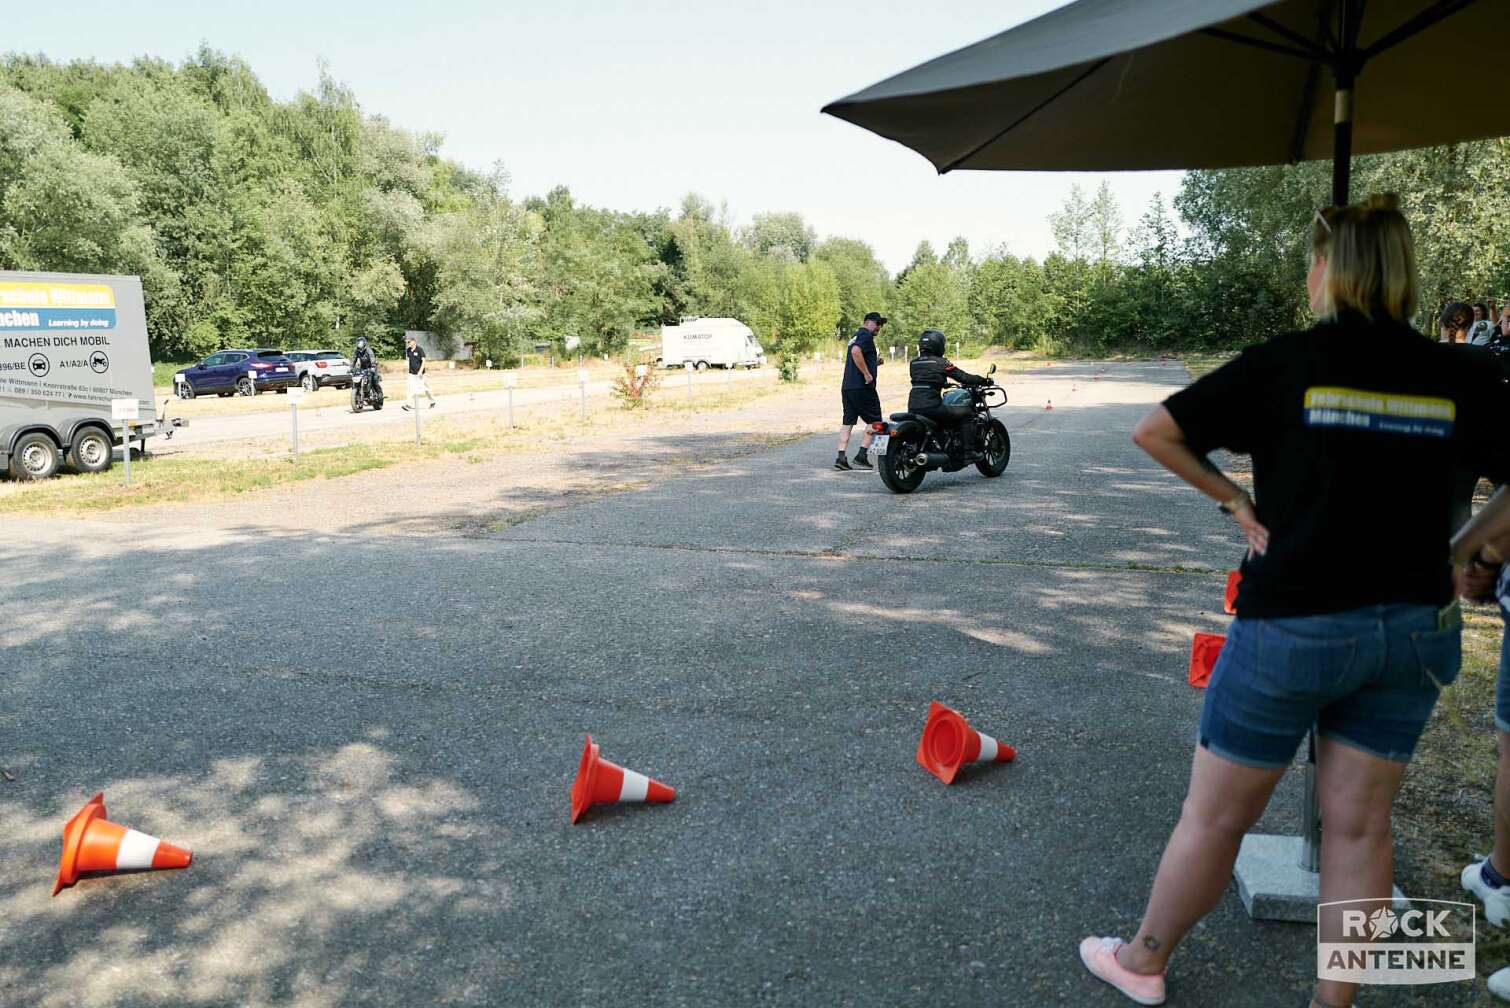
[0,361,1472,1006]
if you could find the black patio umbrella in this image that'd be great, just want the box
[823,0,1504,205]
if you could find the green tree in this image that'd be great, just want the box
[429,168,541,365]
[813,236,891,337]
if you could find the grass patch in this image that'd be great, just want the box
[1,365,805,515]
[0,435,493,514]
[1181,352,1239,381]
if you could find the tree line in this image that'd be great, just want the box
[2,50,1506,370]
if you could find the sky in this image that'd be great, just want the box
[7,0,1186,273]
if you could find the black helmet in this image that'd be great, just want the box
[918,329,946,356]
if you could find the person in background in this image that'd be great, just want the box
[1470,302,1496,345]
[1079,196,1506,1008]
[402,334,437,410]
[1450,496,1510,1000]
[1441,301,1473,343]
[834,311,886,470]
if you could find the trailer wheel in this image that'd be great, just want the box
[694,360,709,371]
[10,432,61,480]
[67,428,114,474]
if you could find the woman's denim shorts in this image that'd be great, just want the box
[1199,604,1461,769]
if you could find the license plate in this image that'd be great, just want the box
[872,434,889,456]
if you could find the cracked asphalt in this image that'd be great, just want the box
[0,361,1473,1006]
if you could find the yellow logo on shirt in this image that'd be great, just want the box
[1303,386,1455,438]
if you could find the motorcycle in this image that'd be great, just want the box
[350,367,385,412]
[871,364,1011,494]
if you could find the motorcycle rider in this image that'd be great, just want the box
[352,336,382,400]
[908,329,988,458]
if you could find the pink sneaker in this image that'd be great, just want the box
[1078,936,1167,1005]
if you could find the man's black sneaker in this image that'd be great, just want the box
[852,450,873,469]
[402,404,413,411]
[833,454,852,471]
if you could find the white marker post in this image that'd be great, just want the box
[503,370,516,428]
[578,368,589,419]
[407,375,423,445]
[286,386,305,462]
[111,398,138,487]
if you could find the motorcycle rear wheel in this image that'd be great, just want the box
[975,419,1011,477]
[877,437,927,494]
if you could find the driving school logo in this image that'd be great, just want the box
[1303,386,1455,438]
[1317,898,1474,985]
[0,282,117,331]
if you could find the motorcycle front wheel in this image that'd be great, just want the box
[976,419,1011,477]
[877,437,927,494]
[351,386,364,413]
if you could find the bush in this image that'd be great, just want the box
[611,360,660,408]
[777,352,801,383]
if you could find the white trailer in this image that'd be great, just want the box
[658,318,765,370]
[0,271,173,479]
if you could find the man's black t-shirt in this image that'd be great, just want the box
[842,327,878,390]
[406,344,426,375]
[1165,312,1509,617]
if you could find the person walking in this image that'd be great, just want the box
[402,334,437,410]
[1078,195,1508,1008]
[834,311,886,470]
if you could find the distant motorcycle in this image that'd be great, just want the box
[350,368,385,412]
[871,364,1011,494]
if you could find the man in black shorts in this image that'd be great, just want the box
[835,311,886,470]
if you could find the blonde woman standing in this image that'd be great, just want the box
[1078,196,1508,1007]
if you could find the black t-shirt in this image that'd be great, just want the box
[842,328,878,389]
[406,344,425,375]
[1164,312,1509,617]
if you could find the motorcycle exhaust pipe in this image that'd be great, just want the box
[914,452,950,470]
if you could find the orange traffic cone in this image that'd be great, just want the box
[570,735,675,823]
[916,701,1016,784]
[1223,570,1242,615]
[53,792,192,895]
[1189,633,1225,688]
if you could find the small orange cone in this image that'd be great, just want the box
[916,701,1016,784]
[1189,633,1225,688]
[1223,570,1242,615]
[53,792,192,895]
[570,735,675,823]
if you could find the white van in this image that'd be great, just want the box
[659,318,765,370]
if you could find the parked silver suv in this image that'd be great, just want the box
[284,349,353,392]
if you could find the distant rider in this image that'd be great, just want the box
[908,329,987,458]
[352,336,382,395]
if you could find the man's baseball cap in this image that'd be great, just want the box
[864,312,888,325]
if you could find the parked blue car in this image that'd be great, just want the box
[175,349,300,399]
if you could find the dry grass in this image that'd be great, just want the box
[0,367,811,515]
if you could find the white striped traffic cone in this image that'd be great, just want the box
[916,701,1016,784]
[570,735,675,823]
[53,792,192,895]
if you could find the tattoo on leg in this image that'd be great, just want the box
[1141,936,1162,952]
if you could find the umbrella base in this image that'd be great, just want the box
[1233,833,1406,922]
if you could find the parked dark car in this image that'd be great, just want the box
[175,349,299,398]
